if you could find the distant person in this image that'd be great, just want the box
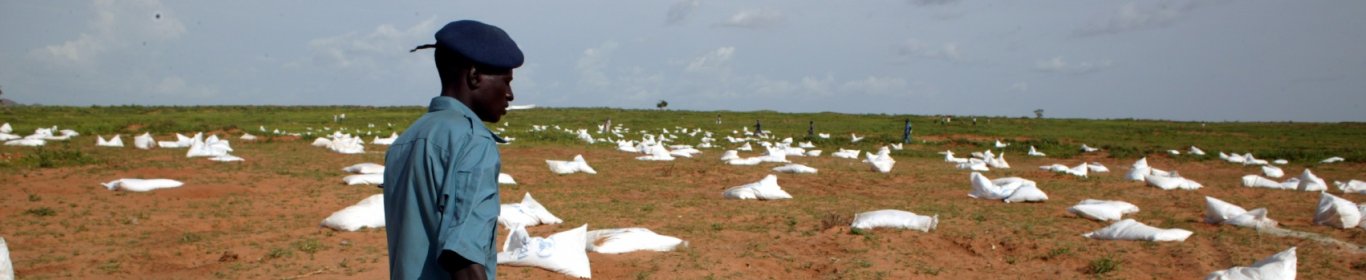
[715,114,721,125]
[807,121,814,138]
[603,117,612,133]
[902,119,912,144]
[755,119,762,135]
[385,20,522,280]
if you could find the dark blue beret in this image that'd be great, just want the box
[434,20,524,70]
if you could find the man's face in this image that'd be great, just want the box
[470,70,514,123]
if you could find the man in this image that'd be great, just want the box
[902,119,912,144]
[384,20,521,280]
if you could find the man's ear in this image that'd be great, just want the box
[465,67,481,90]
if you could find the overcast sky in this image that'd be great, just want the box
[2,0,1364,122]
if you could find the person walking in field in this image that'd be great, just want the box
[384,20,522,280]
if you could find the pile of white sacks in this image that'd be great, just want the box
[1125,158,1202,190]
[1241,169,1327,192]
[967,172,1047,203]
[1,125,80,147]
[1040,162,1107,178]
[341,163,385,185]
[941,149,1010,172]
[312,131,365,154]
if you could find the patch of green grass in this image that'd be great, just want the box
[1087,255,1122,275]
[293,238,326,255]
[24,207,56,217]
[266,247,293,260]
[21,147,99,169]
[179,232,204,244]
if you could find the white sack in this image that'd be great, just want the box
[1082,219,1193,242]
[102,178,184,192]
[499,193,563,228]
[719,150,740,161]
[499,173,517,185]
[3,139,43,146]
[1068,199,1139,222]
[208,155,245,162]
[134,132,156,149]
[968,172,1018,200]
[546,155,597,175]
[1003,185,1049,203]
[1145,174,1202,190]
[1261,165,1284,178]
[851,209,938,232]
[772,163,818,174]
[726,157,762,166]
[1242,175,1289,189]
[96,135,124,147]
[342,163,385,174]
[0,237,12,280]
[585,228,686,254]
[1087,162,1110,173]
[1205,247,1296,280]
[1027,146,1046,157]
[498,224,591,279]
[342,174,384,185]
[1204,196,1277,228]
[1336,179,1366,194]
[1294,169,1327,192]
[723,174,792,200]
[320,194,385,231]
[1320,156,1345,163]
[1313,192,1361,229]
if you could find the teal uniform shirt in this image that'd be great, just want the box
[384,96,504,279]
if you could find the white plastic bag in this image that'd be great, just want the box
[0,236,13,280]
[585,228,686,254]
[102,178,184,192]
[772,163,818,174]
[968,172,1019,200]
[499,173,518,185]
[1336,179,1366,194]
[320,194,385,231]
[723,174,792,200]
[1294,169,1327,192]
[1068,199,1139,221]
[1204,196,1277,229]
[1205,247,1296,280]
[134,132,157,149]
[1003,185,1048,203]
[1261,165,1284,178]
[342,163,385,174]
[1082,219,1192,242]
[342,174,384,185]
[851,209,938,232]
[498,224,592,279]
[1242,175,1288,189]
[499,193,564,228]
[1313,192,1361,229]
[546,155,597,175]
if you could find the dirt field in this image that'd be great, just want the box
[3,136,1365,279]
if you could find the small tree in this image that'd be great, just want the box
[656,100,669,110]
[1034,109,1044,119]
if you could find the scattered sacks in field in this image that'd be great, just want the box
[850,209,938,232]
[1313,192,1363,229]
[342,163,385,174]
[1320,156,1345,164]
[863,149,895,173]
[1028,146,1046,157]
[1261,165,1285,178]
[499,173,517,185]
[1067,199,1139,222]
[1204,196,1277,229]
[968,172,1047,203]
[585,227,687,254]
[1040,162,1087,178]
[1336,180,1366,194]
[546,155,597,175]
[772,163,818,174]
[1205,247,1296,280]
[832,148,861,159]
[95,135,124,147]
[1079,144,1100,153]
[499,193,563,228]
[320,194,385,231]
[239,133,258,141]
[342,174,383,185]
[723,174,792,200]
[102,178,184,192]
[1144,171,1203,190]
[498,224,592,279]
[1241,175,1296,190]
[1188,146,1206,156]
[1082,219,1193,242]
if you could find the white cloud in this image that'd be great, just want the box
[305,18,437,71]
[1035,56,1113,74]
[666,0,701,24]
[685,46,735,73]
[32,0,185,68]
[720,9,784,28]
[896,39,961,61]
[577,41,620,88]
[1074,1,1218,37]
[840,76,909,95]
[1010,82,1029,92]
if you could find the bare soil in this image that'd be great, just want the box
[3,138,1365,279]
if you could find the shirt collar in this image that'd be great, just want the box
[428,96,507,143]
